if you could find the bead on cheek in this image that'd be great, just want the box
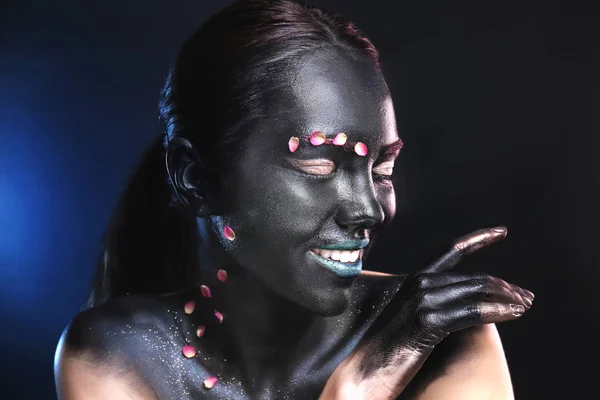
[223,225,236,241]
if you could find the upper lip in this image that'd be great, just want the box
[313,239,370,251]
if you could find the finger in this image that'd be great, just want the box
[421,300,529,334]
[411,271,483,289]
[420,226,508,274]
[419,276,534,310]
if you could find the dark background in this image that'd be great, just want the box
[1,0,598,398]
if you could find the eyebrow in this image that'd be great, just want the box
[380,139,404,158]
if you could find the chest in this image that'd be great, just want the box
[121,316,365,399]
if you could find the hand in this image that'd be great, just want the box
[323,227,534,400]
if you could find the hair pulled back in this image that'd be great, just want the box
[88,0,381,307]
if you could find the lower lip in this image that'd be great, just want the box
[308,251,362,277]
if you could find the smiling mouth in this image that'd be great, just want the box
[310,248,362,263]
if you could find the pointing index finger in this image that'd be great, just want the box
[420,227,508,274]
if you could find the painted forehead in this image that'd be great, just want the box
[270,47,399,152]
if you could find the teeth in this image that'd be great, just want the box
[312,249,361,263]
[340,251,351,263]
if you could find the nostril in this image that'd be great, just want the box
[334,201,385,231]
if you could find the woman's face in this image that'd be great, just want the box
[213,48,401,315]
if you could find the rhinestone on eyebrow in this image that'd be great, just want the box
[288,132,369,156]
[309,131,326,146]
[288,136,299,153]
[333,132,347,145]
[354,142,368,156]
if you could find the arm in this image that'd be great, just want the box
[321,324,513,400]
[403,324,513,400]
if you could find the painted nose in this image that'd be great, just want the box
[334,179,385,232]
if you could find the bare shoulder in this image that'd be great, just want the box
[54,295,177,399]
[399,324,514,400]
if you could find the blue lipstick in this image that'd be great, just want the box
[316,239,370,251]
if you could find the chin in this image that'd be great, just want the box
[292,280,354,317]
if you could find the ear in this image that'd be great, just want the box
[165,137,221,217]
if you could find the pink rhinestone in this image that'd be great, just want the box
[309,131,326,146]
[196,325,206,337]
[217,269,228,283]
[204,376,219,389]
[288,136,299,153]
[223,225,236,241]
[354,142,368,156]
[214,310,224,323]
[182,345,196,358]
[332,132,347,146]
[200,285,212,298]
[184,301,196,314]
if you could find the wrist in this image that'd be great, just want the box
[322,341,435,400]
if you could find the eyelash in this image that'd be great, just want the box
[373,172,393,181]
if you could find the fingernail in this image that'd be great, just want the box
[492,227,507,234]
[510,304,524,315]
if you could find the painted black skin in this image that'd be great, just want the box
[59,47,533,399]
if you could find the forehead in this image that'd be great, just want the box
[261,47,398,150]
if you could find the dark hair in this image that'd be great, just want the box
[87,0,382,307]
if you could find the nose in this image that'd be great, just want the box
[334,175,385,232]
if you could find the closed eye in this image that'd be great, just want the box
[372,160,394,177]
[287,158,336,176]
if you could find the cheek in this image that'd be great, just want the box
[226,168,338,245]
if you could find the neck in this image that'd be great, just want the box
[194,218,324,384]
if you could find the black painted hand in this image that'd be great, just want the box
[371,227,533,353]
[322,227,534,400]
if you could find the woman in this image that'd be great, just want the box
[54,1,533,398]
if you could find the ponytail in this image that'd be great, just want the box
[86,135,200,308]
